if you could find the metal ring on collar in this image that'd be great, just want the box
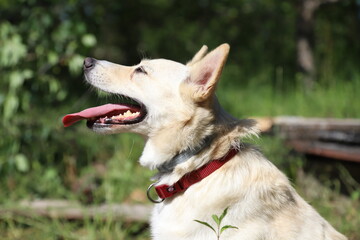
[147,183,165,203]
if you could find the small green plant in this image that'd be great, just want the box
[194,207,238,240]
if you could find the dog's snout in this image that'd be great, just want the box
[84,57,96,70]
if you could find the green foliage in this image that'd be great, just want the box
[217,75,360,119]
[195,207,238,240]
[0,0,98,188]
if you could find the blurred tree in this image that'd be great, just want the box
[296,0,345,91]
[0,0,98,177]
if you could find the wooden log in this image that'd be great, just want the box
[272,117,360,143]
[254,117,360,162]
[288,140,360,163]
[0,199,152,222]
[256,116,360,132]
[273,117,360,129]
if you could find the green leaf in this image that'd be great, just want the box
[23,69,33,79]
[9,71,24,90]
[3,93,19,120]
[14,154,29,172]
[49,77,60,93]
[68,54,84,75]
[194,220,216,234]
[82,34,97,47]
[219,207,229,223]
[212,214,220,226]
[0,33,27,66]
[220,225,238,234]
[351,191,360,201]
[44,168,57,180]
[48,51,59,65]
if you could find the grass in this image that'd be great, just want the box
[217,75,360,118]
[0,215,150,240]
[0,78,359,239]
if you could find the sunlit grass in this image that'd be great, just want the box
[0,215,149,240]
[217,75,360,118]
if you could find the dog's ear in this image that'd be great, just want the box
[186,45,208,66]
[187,43,230,102]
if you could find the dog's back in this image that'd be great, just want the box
[151,146,346,240]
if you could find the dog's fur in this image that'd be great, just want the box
[84,44,347,239]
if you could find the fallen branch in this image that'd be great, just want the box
[289,140,360,163]
[0,199,152,222]
[255,117,360,162]
[256,117,360,133]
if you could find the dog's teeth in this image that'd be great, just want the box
[109,111,140,120]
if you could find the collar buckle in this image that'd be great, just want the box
[147,183,165,203]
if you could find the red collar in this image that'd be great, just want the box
[149,148,239,202]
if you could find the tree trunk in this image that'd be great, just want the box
[296,0,342,91]
[296,0,319,91]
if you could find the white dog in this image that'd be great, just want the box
[63,44,347,240]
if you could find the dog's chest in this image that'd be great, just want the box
[150,201,270,240]
[148,170,257,240]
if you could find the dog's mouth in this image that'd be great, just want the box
[62,96,147,129]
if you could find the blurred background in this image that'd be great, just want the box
[0,0,359,239]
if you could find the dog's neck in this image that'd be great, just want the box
[153,98,239,175]
[139,97,259,184]
[155,98,245,174]
[155,134,216,174]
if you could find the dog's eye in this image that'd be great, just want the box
[135,66,147,74]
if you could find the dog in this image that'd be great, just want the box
[63,44,347,240]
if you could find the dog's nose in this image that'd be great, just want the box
[83,57,96,70]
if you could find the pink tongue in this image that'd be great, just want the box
[62,104,139,127]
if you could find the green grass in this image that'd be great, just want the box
[218,75,360,118]
[1,79,360,239]
[0,215,150,240]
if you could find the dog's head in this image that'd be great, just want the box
[63,44,230,137]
